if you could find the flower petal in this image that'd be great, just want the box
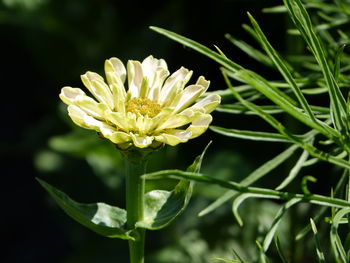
[172,85,205,113]
[67,105,106,130]
[60,87,106,119]
[142,55,167,84]
[105,111,130,131]
[142,56,169,101]
[155,114,191,130]
[100,128,131,144]
[81,72,114,109]
[105,58,127,101]
[159,67,192,105]
[155,130,192,146]
[186,114,212,138]
[130,133,154,148]
[195,76,210,92]
[105,57,126,83]
[191,94,221,113]
[127,60,143,98]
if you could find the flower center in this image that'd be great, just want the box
[125,97,162,118]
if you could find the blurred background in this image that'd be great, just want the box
[1,0,307,262]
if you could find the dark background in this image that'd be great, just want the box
[1,0,298,262]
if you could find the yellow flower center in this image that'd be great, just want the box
[125,97,162,118]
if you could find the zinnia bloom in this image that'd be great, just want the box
[60,56,221,149]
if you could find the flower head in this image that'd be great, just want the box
[60,56,221,149]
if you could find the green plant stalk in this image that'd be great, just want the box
[145,170,350,209]
[125,155,148,263]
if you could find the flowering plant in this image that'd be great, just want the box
[59,56,220,149]
[39,55,219,263]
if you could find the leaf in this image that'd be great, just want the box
[262,199,301,251]
[145,169,350,209]
[137,142,210,229]
[199,144,299,217]
[310,219,326,263]
[276,148,309,190]
[274,237,290,263]
[330,208,350,263]
[283,0,347,134]
[136,180,193,230]
[37,178,134,240]
[210,126,292,143]
[234,69,339,140]
[150,26,242,73]
[225,33,273,67]
[247,12,317,124]
[217,104,285,115]
[232,193,273,226]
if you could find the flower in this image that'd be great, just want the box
[59,56,221,149]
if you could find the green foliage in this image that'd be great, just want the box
[150,0,350,261]
[36,178,134,240]
[31,0,350,262]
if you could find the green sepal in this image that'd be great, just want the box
[36,178,135,240]
[138,142,210,230]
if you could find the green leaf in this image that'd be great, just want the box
[283,0,348,134]
[136,180,193,230]
[330,208,350,263]
[217,104,285,115]
[199,144,299,217]
[144,169,350,209]
[274,237,290,263]
[232,193,273,226]
[276,148,309,190]
[137,142,210,229]
[263,199,301,251]
[247,12,317,124]
[150,26,242,73]
[36,178,134,240]
[234,69,339,140]
[210,126,292,143]
[225,33,274,67]
[310,219,326,263]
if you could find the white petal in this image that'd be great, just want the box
[100,129,131,144]
[105,111,130,131]
[156,114,191,130]
[172,85,205,113]
[196,76,210,92]
[159,67,193,104]
[127,60,143,98]
[60,87,105,119]
[81,72,114,109]
[68,105,105,130]
[105,57,126,83]
[130,133,154,148]
[142,56,169,101]
[186,114,212,138]
[147,67,169,101]
[155,130,192,146]
[148,107,173,130]
[142,55,167,84]
[191,94,221,113]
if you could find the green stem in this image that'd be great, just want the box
[124,151,149,263]
[146,170,350,208]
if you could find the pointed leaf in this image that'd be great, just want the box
[310,219,326,263]
[138,142,210,229]
[263,199,301,251]
[210,125,292,143]
[37,178,134,240]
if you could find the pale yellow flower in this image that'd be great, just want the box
[60,56,221,149]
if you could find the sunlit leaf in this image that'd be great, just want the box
[37,178,134,240]
[137,142,210,229]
